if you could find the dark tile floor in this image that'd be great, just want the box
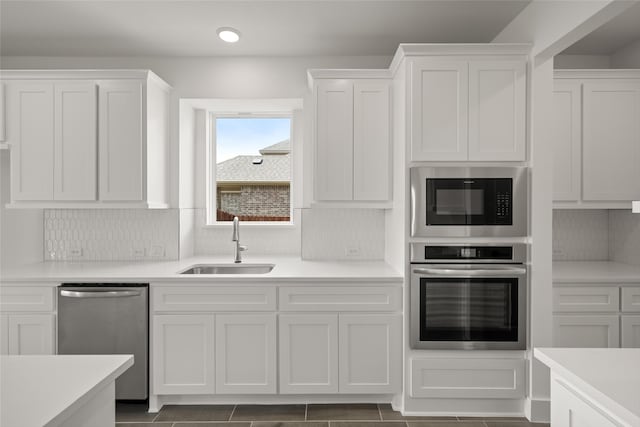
[116,403,551,427]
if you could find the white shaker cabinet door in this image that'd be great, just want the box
[552,81,582,201]
[0,83,5,142]
[314,80,354,201]
[0,315,8,355]
[152,314,215,395]
[468,60,526,161]
[582,81,640,201]
[98,80,143,201]
[7,314,54,355]
[622,315,640,348]
[411,58,468,161]
[215,314,277,394]
[553,315,620,348]
[9,83,55,200]
[279,314,339,394]
[338,314,401,394]
[353,81,391,201]
[54,82,97,201]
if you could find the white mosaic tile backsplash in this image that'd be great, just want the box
[44,209,179,261]
[552,210,609,261]
[301,208,385,260]
[609,210,640,266]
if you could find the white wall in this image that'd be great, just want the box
[611,39,640,68]
[554,54,611,69]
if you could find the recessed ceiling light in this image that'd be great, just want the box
[217,27,240,43]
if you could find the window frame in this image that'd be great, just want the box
[206,111,295,227]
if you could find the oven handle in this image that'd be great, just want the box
[412,266,527,276]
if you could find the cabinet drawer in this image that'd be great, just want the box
[553,287,619,312]
[279,286,401,312]
[153,287,276,312]
[410,357,524,399]
[621,287,640,313]
[0,287,55,312]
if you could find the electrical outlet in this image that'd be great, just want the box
[69,248,83,257]
[149,246,165,257]
[345,247,360,257]
[132,248,145,258]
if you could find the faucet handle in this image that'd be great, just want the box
[239,245,248,252]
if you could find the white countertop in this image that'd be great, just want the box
[553,261,640,284]
[0,256,403,284]
[1,354,133,427]
[535,348,640,427]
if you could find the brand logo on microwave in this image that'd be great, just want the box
[463,180,475,184]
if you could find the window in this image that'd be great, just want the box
[211,115,292,223]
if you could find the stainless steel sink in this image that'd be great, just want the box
[179,264,274,275]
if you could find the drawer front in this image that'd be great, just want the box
[153,287,277,312]
[621,287,640,313]
[0,287,55,312]
[279,286,401,312]
[410,357,524,399]
[553,287,619,312]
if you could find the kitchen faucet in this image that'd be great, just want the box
[231,217,247,263]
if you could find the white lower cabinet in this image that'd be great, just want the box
[6,314,54,355]
[152,314,215,395]
[553,315,620,348]
[551,375,619,427]
[338,314,401,393]
[279,314,339,394]
[622,315,640,348]
[215,314,277,394]
[0,314,8,354]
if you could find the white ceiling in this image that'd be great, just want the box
[562,1,640,55]
[0,0,531,57]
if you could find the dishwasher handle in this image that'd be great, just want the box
[60,289,141,298]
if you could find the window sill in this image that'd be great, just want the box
[202,222,296,229]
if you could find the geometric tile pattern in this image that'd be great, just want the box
[552,209,609,261]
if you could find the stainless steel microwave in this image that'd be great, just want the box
[410,167,528,237]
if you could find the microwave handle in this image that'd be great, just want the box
[413,267,527,276]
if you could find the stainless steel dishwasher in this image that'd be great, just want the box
[57,284,148,400]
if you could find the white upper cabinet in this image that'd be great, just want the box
[582,80,640,202]
[409,55,527,162]
[54,82,97,201]
[9,83,55,201]
[98,81,143,201]
[311,72,391,206]
[468,60,526,161]
[315,80,354,201]
[553,71,640,207]
[411,59,468,161]
[1,70,171,208]
[552,81,581,202]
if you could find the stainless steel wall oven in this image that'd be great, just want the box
[410,243,527,350]
[410,167,528,237]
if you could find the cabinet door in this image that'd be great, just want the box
[468,60,526,161]
[0,82,5,142]
[411,58,468,161]
[552,81,582,201]
[152,314,215,395]
[553,315,620,348]
[98,81,143,201]
[215,314,276,394]
[338,314,401,394]
[315,80,353,201]
[353,81,390,201]
[279,314,339,394]
[0,314,8,355]
[7,314,54,355]
[622,315,640,348]
[582,81,640,201]
[54,82,97,201]
[551,375,619,427]
[9,83,54,200]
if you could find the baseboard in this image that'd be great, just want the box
[525,397,550,423]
